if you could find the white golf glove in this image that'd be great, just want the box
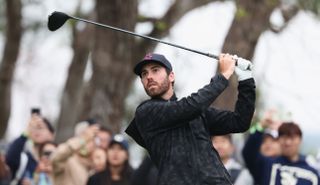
[233,55,253,81]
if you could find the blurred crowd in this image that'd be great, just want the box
[0,108,320,185]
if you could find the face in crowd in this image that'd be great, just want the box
[107,143,128,167]
[96,129,112,150]
[140,63,174,98]
[278,122,302,159]
[260,134,281,157]
[29,117,54,145]
[211,135,234,162]
[38,142,57,173]
[91,148,107,172]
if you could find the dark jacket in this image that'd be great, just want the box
[126,74,256,185]
[86,165,133,185]
[5,135,37,185]
[243,131,320,185]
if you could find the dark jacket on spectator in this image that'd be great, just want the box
[243,131,320,185]
[126,74,256,185]
[87,165,133,185]
[6,135,37,185]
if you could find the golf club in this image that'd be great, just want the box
[48,11,219,60]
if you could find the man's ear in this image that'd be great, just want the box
[169,71,175,83]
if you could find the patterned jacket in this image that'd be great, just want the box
[126,74,256,185]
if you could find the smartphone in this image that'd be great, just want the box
[31,108,41,115]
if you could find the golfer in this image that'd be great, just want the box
[126,53,255,185]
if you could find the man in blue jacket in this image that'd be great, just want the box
[126,53,256,185]
[243,122,320,185]
[6,114,54,185]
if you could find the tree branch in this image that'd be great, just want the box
[269,4,299,33]
[136,0,221,57]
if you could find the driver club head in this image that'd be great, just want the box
[48,11,71,31]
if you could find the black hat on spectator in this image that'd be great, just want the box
[43,118,55,134]
[109,134,129,151]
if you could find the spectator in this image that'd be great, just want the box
[243,122,320,185]
[243,109,282,184]
[260,129,281,157]
[91,148,107,173]
[51,122,99,185]
[33,141,57,185]
[87,134,133,185]
[84,118,113,150]
[211,135,253,185]
[6,112,54,185]
[0,142,10,185]
[96,126,113,150]
[258,109,282,157]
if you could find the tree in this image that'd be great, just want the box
[213,0,306,111]
[1,0,319,140]
[0,0,22,138]
[55,0,220,142]
[55,0,320,142]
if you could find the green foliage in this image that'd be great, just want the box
[235,6,249,20]
[155,21,167,31]
[298,0,320,15]
[0,0,5,32]
[137,15,148,22]
[266,0,278,7]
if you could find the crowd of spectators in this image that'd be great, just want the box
[0,108,319,185]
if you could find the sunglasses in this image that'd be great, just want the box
[42,151,53,157]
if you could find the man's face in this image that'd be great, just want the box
[97,131,111,150]
[140,63,174,98]
[211,136,233,160]
[279,135,301,158]
[260,136,281,157]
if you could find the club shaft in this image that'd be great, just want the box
[70,16,219,60]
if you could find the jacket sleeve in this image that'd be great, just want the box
[242,131,266,184]
[205,78,256,135]
[51,137,85,174]
[5,134,28,178]
[135,74,229,132]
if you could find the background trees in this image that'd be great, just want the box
[0,0,319,144]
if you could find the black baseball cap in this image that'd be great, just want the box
[134,53,173,75]
[109,134,129,151]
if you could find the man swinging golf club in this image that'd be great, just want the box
[126,53,256,185]
[47,11,256,184]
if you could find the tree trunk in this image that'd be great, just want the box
[0,0,22,138]
[54,0,221,140]
[213,0,279,110]
[78,0,139,133]
[55,23,94,142]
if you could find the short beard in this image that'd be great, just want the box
[145,77,171,98]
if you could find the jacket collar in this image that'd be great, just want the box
[151,93,177,101]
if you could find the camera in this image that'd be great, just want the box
[31,108,41,115]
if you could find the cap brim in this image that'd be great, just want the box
[134,60,168,75]
[109,141,128,151]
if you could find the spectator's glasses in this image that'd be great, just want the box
[42,151,53,157]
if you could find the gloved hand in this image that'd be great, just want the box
[233,55,253,81]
